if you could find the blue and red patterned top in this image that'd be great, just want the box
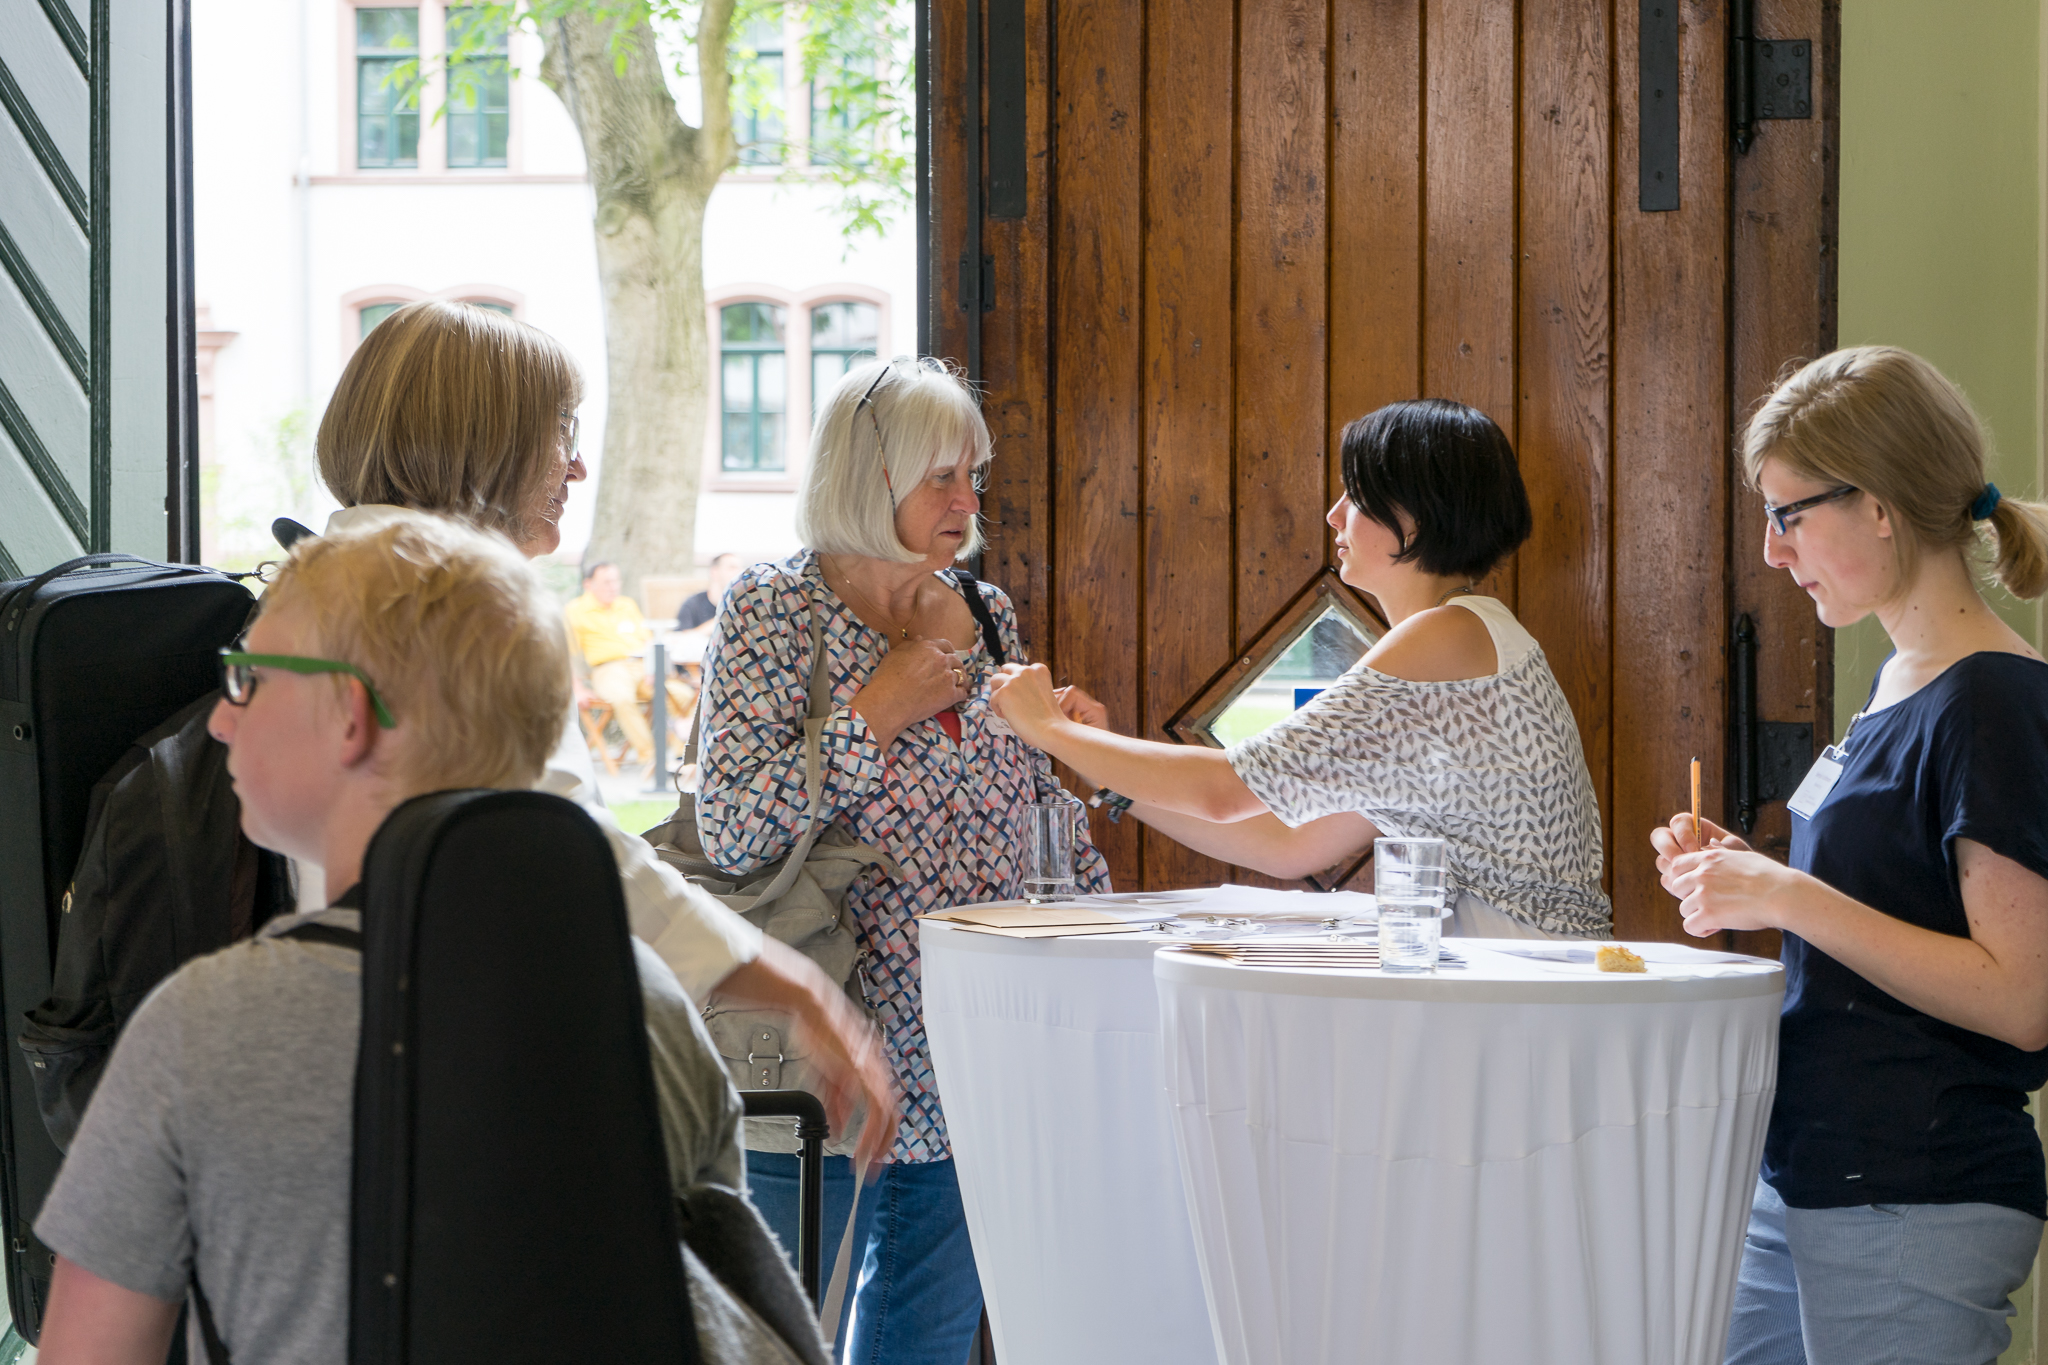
[697,550,1111,1162]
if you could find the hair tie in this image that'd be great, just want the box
[1970,483,2002,521]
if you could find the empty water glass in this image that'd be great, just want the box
[1023,802,1077,902]
[1376,837,1448,973]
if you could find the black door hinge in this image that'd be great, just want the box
[958,255,994,315]
[1732,0,1812,154]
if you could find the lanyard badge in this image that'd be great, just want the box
[1786,711,1862,821]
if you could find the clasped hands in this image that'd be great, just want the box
[987,662,1108,737]
[1651,813,1814,936]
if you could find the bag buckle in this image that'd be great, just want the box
[746,1026,785,1088]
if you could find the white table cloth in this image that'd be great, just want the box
[922,918,1222,1365]
[1156,940,1783,1365]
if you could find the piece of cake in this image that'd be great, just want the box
[1596,944,1647,973]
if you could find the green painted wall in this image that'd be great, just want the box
[1838,10,2046,1360]
[1837,0,2044,738]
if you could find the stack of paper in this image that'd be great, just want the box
[1169,941,1466,970]
[920,903,1146,939]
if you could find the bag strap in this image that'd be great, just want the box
[945,568,1007,666]
[192,1277,233,1364]
[277,921,364,951]
[818,1153,870,1346]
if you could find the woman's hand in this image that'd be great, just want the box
[988,663,1068,741]
[1649,812,1750,876]
[1660,845,1810,937]
[850,638,970,749]
[1053,684,1111,730]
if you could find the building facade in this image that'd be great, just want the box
[191,0,914,574]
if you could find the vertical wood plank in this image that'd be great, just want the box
[1051,0,1146,889]
[1423,0,1519,606]
[1143,0,1236,890]
[1235,0,1328,641]
[1329,0,1422,503]
[928,0,974,371]
[1611,0,1731,940]
[1725,0,1837,957]
[1517,0,1614,888]
[979,0,1056,661]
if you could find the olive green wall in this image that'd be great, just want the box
[1836,0,2046,737]
[1837,10,2047,1359]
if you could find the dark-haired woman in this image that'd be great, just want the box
[989,398,1610,938]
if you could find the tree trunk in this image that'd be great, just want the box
[540,3,735,599]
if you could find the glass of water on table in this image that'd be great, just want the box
[1376,837,1448,972]
[1023,801,1078,902]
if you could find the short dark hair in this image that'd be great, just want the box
[581,559,616,582]
[1338,400,1532,580]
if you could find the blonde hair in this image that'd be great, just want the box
[317,301,584,545]
[263,512,570,792]
[1742,346,2048,601]
[795,357,993,563]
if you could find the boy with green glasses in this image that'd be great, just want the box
[30,513,764,1363]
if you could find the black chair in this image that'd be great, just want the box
[348,789,701,1365]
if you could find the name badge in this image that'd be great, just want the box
[1785,748,1846,821]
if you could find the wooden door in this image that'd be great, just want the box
[931,0,1836,942]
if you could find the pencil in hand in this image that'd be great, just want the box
[1690,756,1703,850]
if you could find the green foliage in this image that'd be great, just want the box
[428,0,912,241]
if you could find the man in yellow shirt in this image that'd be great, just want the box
[565,561,659,764]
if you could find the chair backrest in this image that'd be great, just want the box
[350,789,700,1365]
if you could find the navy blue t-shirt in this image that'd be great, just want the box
[1767,651,2048,1217]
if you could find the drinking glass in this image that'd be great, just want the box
[1023,802,1077,902]
[1375,837,1447,972]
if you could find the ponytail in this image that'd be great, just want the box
[1987,495,2048,600]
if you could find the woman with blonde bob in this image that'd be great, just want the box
[313,300,897,1168]
[694,356,1110,1363]
[1653,347,2048,1364]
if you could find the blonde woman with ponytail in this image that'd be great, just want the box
[1652,346,2048,1365]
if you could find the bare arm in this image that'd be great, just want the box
[989,665,1266,822]
[1659,821,2048,1051]
[1123,804,1378,880]
[37,1257,179,1365]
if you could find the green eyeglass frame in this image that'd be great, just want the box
[218,650,396,728]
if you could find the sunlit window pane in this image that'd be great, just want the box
[720,303,787,472]
[446,8,510,169]
[356,9,419,169]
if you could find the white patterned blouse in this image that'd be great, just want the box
[1227,596,1611,938]
[696,550,1112,1162]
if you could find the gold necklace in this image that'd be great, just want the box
[831,565,915,641]
[1435,583,1477,607]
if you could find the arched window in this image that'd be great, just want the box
[721,302,787,472]
[810,301,879,402]
[359,302,405,338]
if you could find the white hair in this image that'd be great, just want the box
[795,356,994,563]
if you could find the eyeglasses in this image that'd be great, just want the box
[1764,484,1858,536]
[853,360,989,507]
[560,413,580,456]
[219,647,396,728]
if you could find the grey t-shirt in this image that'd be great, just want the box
[35,905,744,1364]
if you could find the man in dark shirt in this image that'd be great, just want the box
[676,553,743,635]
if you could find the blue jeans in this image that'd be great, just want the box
[1725,1176,2043,1365]
[748,1153,983,1365]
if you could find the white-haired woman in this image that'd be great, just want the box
[695,356,1110,1362]
[1654,347,2048,1364]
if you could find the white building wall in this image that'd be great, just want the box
[191,0,914,577]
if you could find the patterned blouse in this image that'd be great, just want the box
[697,550,1111,1162]
[1228,596,1611,938]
